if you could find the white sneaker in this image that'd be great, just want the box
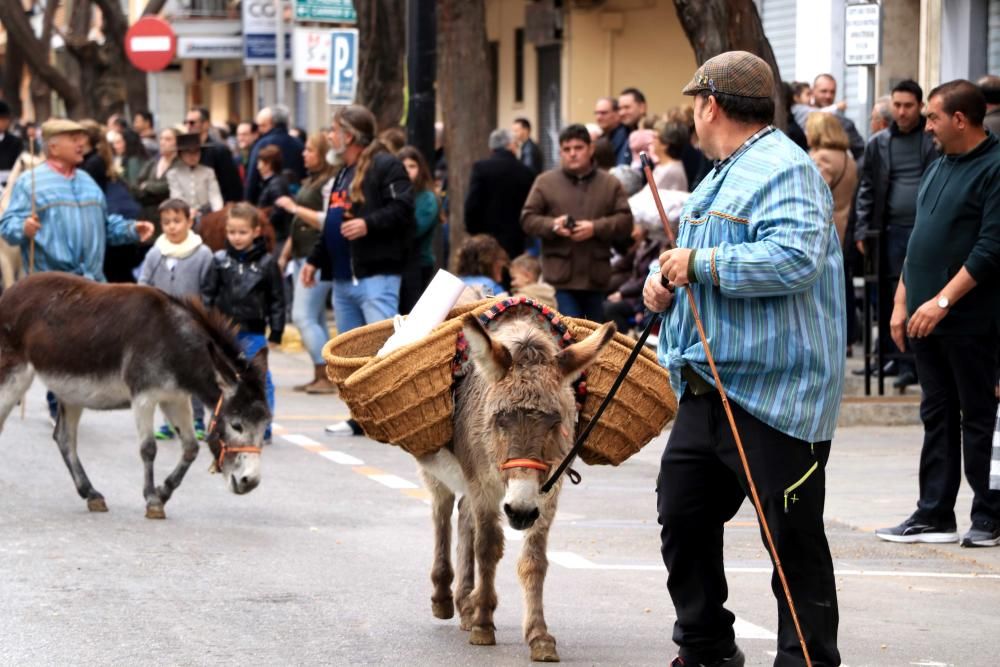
[325,420,356,436]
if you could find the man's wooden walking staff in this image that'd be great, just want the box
[639,152,814,667]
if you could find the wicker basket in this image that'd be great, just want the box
[322,299,500,457]
[566,318,677,465]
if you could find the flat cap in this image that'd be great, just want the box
[41,118,86,140]
[682,51,774,99]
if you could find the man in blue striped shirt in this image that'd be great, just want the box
[644,52,844,667]
[0,119,153,280]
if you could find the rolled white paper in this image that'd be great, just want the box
[376,269,468,357]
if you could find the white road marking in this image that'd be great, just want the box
[546,553,1000,581]
[733,617,776,640]
[281,433,322,447]
[367,474,419,490]
[319,451,364,465]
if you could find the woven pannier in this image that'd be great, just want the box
[566,317,677,465]
[321,299,500,456]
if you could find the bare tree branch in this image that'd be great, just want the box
[142,0,169,16]
[0,0,83,115]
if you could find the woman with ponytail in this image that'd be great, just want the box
[301,104,415,436]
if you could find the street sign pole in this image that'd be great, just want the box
[276,0,286,106]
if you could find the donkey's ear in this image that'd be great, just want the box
[249,347,269,378]
[462,315,512,383]
[208,341,241,393]
[557,322,616,381]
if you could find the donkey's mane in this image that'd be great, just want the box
[170,295,248,373]
[495,319,558,368]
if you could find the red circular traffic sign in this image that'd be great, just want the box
[125,17,177,73]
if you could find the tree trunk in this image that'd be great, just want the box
[0,0,84,117]
[354,0,406,131]
[672,0,786,129]
[2,40,25,119]
[438,0,492,269]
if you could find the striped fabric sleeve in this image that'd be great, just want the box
[713,163,833,298]
[0,176,29,246]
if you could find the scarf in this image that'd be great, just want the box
[155,232,204,259]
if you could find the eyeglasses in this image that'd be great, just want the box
[185,120,200,126]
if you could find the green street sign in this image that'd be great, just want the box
[294,0,356,24]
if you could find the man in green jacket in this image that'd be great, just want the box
[876,79,1000,548]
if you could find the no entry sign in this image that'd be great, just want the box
[125,17,177,73]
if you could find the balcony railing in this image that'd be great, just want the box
[165,0,238,19]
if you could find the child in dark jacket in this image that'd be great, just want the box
[202,203,284,443]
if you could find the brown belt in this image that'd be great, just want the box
[682,364,716,396]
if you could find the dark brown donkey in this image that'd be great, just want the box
[0,273,269,518]
[417,313,615,662]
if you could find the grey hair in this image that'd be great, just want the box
[874,95,892,124]
[488,128,512,151]
[609,165,644,197]
[271,105,290,127]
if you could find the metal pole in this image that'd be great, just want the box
[406,0,437,166]
[275,0,286,106]
[149,72,159,127]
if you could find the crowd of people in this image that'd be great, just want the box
[0,49,998,666]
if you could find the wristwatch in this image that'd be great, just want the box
[936,295,951,309]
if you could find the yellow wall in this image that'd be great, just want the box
[487,0,697,132]
[486,0,539,133]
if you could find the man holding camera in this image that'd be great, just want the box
[520,123,633,321]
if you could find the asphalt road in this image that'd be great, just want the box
[1,349,998,666]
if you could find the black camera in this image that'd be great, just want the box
[565,215,576,231]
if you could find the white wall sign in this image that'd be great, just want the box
[844,3,881,66]
[327,28,359,105]
[293,28,332,83]
[178,36,244,60]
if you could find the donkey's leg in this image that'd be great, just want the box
[420,470,456,619]
[0,357,33,435]
[455,495,477,631]
[520,512,560,662]
[132,395,164,519]
[155,399,199,506]
[468,506,504,646]
[52,404,107,512]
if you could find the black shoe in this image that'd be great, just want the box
[961,520,1000,548]
[875,516,958,543]
[671,647,745,667]
[892,370,918,389]
[851,360,899,376]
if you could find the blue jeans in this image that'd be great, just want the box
[292,263,333,365]
[237,331,275,438]
[332,274,401,334]
[556,289,607,323]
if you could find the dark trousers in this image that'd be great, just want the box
[555,289,606,322]
[657,390,840,667]
[911,332,1000,527]
[604,298,638,333]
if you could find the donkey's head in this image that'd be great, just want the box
[462,315,615,530]
[205,346,270,494]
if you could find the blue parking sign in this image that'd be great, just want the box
[327,29,359,105]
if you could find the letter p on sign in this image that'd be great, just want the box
[327,28,359,105]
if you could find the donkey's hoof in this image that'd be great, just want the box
[87,497,108,512]
[530,639,560,662]
[432,599,455,619]
[459,613,474,631]
[469,626,496,646]
[145,504,166,520]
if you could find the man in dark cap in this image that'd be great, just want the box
[0,100,23,190]
[644,51,843,667]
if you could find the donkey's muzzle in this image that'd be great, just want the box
[230,473,260,495]
[504,503,540,530]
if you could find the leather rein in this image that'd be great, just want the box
[207,394,262,472]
